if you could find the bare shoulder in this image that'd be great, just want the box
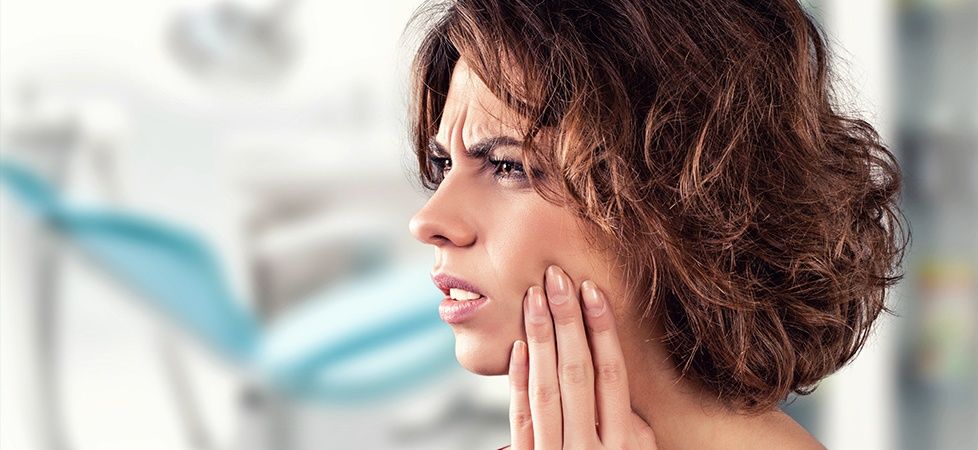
[749,410,826,450]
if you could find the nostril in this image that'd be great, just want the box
[428,234,450,245]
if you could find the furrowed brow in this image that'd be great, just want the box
[428,138,448,157]
[429,136,523,158]
[467,136,522,158]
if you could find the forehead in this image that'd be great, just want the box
[437,60,525,146]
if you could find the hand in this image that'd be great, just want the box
[507,265,657,449]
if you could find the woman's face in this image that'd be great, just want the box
[410,60,625,375]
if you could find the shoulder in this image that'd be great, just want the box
[747,410,826,450]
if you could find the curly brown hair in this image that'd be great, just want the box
[409,0,907,412]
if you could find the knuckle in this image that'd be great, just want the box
[585,314,614,333]
[550,308,580,327]
[595,362,624,385]
[511,376,529,391]
[531,385,559,407]
[527,327,553,344]
[559,361,591,386]
[510,410,533,431]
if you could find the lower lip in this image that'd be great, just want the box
[438,297,489,324]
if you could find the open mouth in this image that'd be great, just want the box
[449,288,485,301]
[432,273,487,301]
[433,273,491,324]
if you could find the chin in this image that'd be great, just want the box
[453,332,512,375]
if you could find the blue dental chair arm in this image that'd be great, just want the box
[0,158,457,401]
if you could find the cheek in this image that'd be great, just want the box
[483,198,592,293]
[457,194,624,375]
[485,199,619,304]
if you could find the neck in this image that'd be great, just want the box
[615,316,823,450]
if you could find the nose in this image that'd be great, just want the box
[409,176,477,248]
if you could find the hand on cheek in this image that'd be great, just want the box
[508,265,657,449]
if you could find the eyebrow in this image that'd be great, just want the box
[428,136,523,158]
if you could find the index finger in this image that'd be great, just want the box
[580,280,633,445]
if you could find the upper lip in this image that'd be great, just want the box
[431,272,486,298]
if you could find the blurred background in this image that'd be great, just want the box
[0,0,975,449]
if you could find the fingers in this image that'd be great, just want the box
[516,268,643,449]
[581,280,634,444]
[524,286,563,448]
[544,266,597,444]
[509,341,534,450]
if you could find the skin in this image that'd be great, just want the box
[409,60,624,375]
[410,60,826,450]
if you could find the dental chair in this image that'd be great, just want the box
[0,157,461,449]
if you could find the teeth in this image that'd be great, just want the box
[449,288,482,301]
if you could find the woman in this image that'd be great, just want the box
[408,0,906,448]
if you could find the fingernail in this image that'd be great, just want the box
[527,286,549,324]
[546,265,570,304]
[581,280,605,316]
[512,340,527,365]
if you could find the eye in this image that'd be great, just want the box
[488,157,527,180]
[497,160,520,176]
[429,155,452,174]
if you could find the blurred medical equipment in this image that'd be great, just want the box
[167,0,297,83]
[0,157,460,449]
[0,96,464,449]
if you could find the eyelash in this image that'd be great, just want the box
[428,155,528,181]
[429,156,452,175]
[487,156,527,180]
